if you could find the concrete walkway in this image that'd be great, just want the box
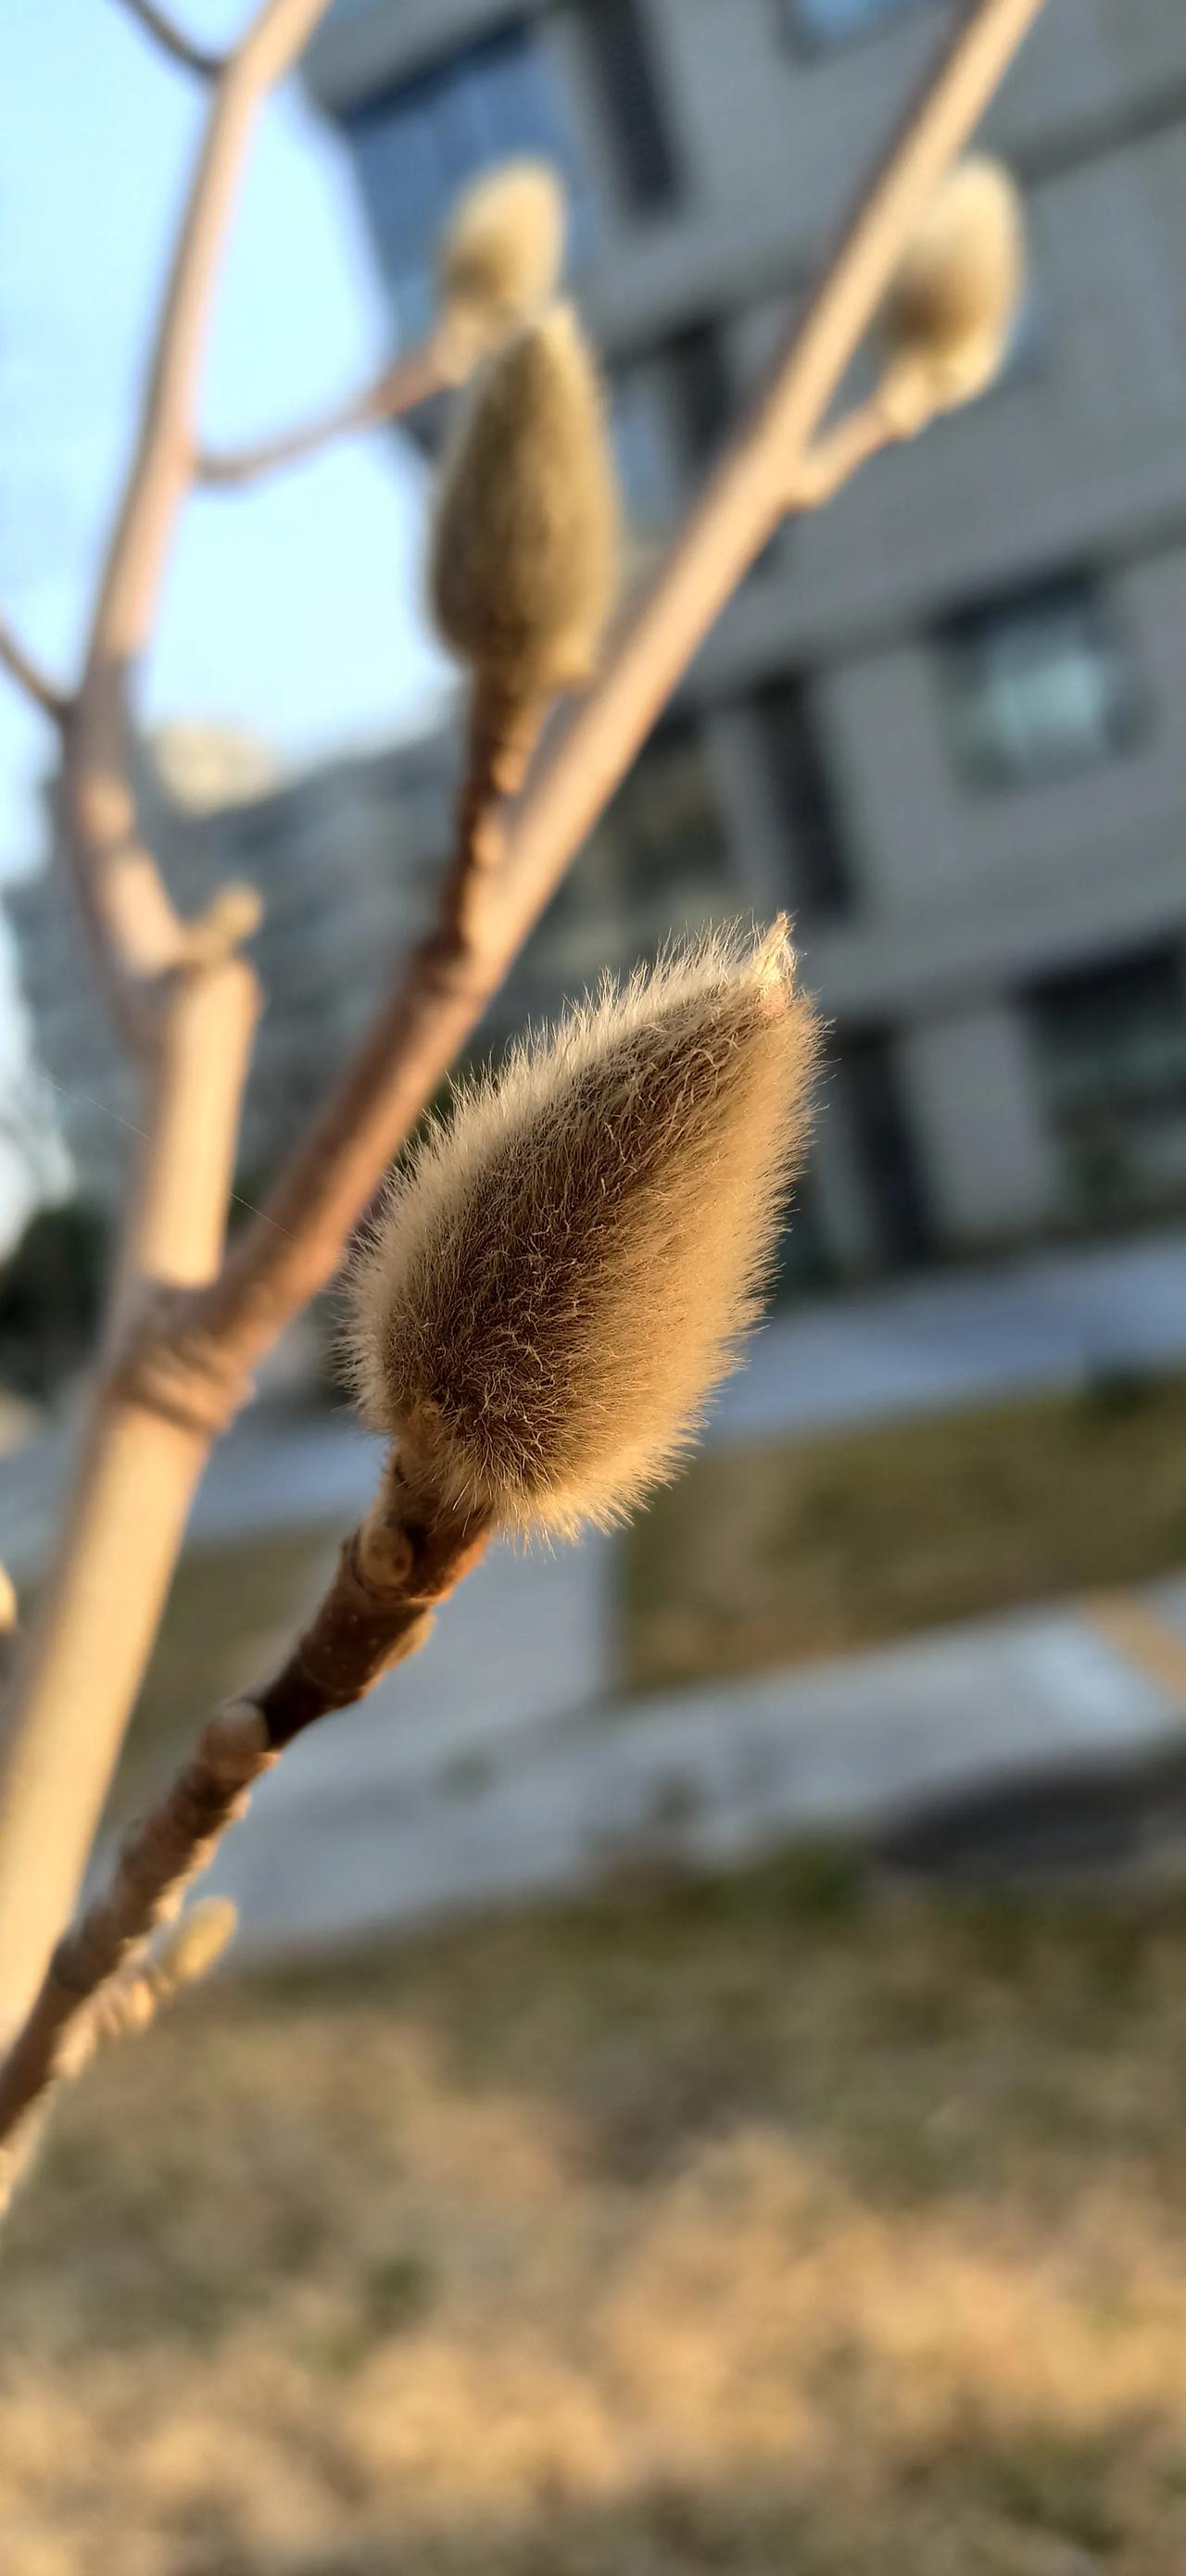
[713,1225,1186,1439]
[206,1577,1186,1956]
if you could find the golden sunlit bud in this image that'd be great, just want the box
[430,305,619,709]
[152,1897,238,1994]
[879,157,1025,427]
[437,159,565,349]
[349,926,819,1539]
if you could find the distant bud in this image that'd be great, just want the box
[437,159,565,351]
[350,926,818,1539]
[430,305,619,710]
[880,157,1024,426]
[153,1896,238,1993]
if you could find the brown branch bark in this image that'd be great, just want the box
[186,0,1049,1384]
[0,1460,489,2204]
[0,614,69,725]
[0,958,260,2034]
[195,330,465,485]
[114,0,225,78]
[0,0,1043,2055]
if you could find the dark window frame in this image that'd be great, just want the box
[751,673,856,923]
[934,572,1145,798]
[578,0,681,215]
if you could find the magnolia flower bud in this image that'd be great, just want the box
[350,926,818,1538]
[879,157,1025,427]
[437,159,565,350]
[430,304,619,709]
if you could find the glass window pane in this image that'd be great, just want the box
[783,0,935,58]
[345,27,595,336]
[938,576,1139,789]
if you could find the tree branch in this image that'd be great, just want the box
[64,0,332,1037]
[113,0,225,78]
[0,614,69,725]
[195,330,465,485]
[187,0,1049,1384]
[0,1458,490,2204]
[0,956,260,2033]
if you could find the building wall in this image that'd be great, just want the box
[296,0,1186,1275]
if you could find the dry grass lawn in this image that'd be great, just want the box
[6,1856,1186,2573]
[625,1373,1186,1690]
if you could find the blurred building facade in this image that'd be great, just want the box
[6,724,460,1203]
[302,0,1186,1278]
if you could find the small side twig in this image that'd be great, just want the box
[442,678,546,949]
[0,614,70,726]
[113,0,225,77]
[195,331,466,485]
[0,1455,489,2204]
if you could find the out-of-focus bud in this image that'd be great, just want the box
[879,157,1025,431]
[430,304,619,711]
[437,160,565,353]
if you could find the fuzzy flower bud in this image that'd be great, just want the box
[430,304,619,708]
[879,157,1025,427]
[437,159,565,350]
[350,926,818,1539]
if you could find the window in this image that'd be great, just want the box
[779,0,937,60]
[664,321,733,474]
[831,1032,936,1266]
[585,716,732,942]
[751,676,854,919]
[937,575,1140,791]
[579,0,680,213]
[1029,949,1186,1215]
[344,27,591,337]
[608,362,671,530]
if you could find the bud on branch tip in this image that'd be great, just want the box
[879,157,1025,425]
[349,925,819,1539]
[430,303,619,713]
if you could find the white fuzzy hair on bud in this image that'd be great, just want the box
[879,157,1025,426]
[349,925,819,1539]
[437,159,565,350]
[430,303,619,709]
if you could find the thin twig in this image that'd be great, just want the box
[113,0,225,78]
[0,1458,489,2203]
[196,331,465,485]
[63,0,332,1031]
[790,392,911,508]
[187,0,1049,1385]
[0,614,69,725]
[440,677,547,949]
[0,0,330,2042]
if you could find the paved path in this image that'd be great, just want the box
[713,1225,1186,1440]
[207,1580,1186,1954]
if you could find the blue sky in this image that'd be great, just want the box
[0,0,452,1228]
[0,1,448,861]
